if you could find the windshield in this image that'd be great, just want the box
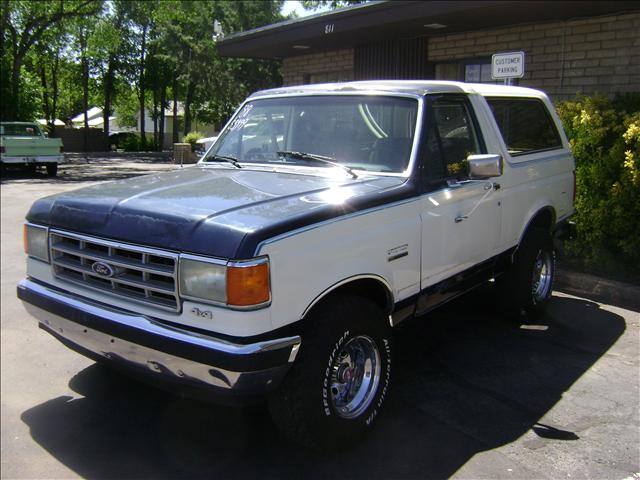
[207,95,419,174]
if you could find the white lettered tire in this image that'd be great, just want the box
[269,294,393,449]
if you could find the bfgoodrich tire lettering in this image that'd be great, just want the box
[269,294,392,449]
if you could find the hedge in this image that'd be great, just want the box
[556,94,640,279]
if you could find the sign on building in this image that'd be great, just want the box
[491,51,525,79]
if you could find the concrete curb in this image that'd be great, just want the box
[555,268,640,311]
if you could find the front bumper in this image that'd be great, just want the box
[17,278,301,401]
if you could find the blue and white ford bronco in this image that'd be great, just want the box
[18,81,575,448]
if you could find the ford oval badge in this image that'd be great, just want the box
[92,261,115,277]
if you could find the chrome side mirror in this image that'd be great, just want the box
[468,154,503,179]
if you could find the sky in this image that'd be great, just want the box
[280,1,333,18]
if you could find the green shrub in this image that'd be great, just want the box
[183,131,203,151]
[556,94,640,276]
[120,133,140,152]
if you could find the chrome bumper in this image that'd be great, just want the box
[17,279,301,399]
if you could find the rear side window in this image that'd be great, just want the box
[486,98,562,156]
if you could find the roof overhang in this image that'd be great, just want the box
[217,0,640,59]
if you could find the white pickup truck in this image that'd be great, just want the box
[18,81,574,448]
[0,122,64,176]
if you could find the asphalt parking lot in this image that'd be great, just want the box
[1,156,639,479]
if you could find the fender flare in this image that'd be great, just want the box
[301,274,395,321]
[515,205,556,256]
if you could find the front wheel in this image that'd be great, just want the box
[269,295,393,450]
[496,227,556,320]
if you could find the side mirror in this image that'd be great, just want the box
[468,154,503,179]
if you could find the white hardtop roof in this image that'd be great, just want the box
[249,80,547,99]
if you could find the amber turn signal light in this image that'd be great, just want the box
[226,261,270,307]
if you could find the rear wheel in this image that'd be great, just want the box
[45,163,58,177]
[269,295,393,449]
[496,227,556,320]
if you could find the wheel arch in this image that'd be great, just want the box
[301,275,394,323]
[518,206,556,247]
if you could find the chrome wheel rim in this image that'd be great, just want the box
[329,335,381,419]
[532,249,553,303]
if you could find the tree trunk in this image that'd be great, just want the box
[153,82,158,149]
[138,23,147,148]
[39,61,51,128]
[183,80,194,136]
[172,73,179,144]
[103,57,115,149]
[11,53,23,118]
[51,48,59,135]
[80,27,89,153]
[159,80,166,151]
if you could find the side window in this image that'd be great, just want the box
[486,97,562,156]
[422,96,482,186]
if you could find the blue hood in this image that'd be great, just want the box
[26,166,416,259]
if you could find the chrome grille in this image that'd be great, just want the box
[50,231,180,312]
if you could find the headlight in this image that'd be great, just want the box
[179,255,271,309]
[179,256,227,304]
[23,223,49,262]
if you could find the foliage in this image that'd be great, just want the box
[114,90,140,128]
[183,131,203,151]
[0,0,102,120]
[1,0,285,149]
[301,0,368,10]
[120,133,141,152]
[556,94,640,275]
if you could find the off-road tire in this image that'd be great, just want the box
[496,227,556,321]
[269,294,393,450]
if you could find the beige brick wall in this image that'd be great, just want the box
[428,12,640,99]
[282,48,354,86]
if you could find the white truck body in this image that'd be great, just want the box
[19,81,574,447]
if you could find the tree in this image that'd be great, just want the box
[120,0,158,148]
[89,2,127,145]
[0,0,101,120]
[301,0,367,10]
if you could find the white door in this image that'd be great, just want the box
[419,95,502,289]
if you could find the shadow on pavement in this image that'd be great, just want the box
[1,157,177,185]
[21,292,625,479]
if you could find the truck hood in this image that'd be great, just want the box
[27,165,417,259]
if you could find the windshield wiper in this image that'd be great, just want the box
[277,151,357,179]
[203,154,243,169]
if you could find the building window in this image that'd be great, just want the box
[435,60,505,84]
[464,63,493,83]
[303,70,353,84]
[434,63,460,81]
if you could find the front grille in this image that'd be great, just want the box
[50,231,180,312]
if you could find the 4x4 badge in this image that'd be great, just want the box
[91,261,115,277]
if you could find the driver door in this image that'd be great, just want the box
[419,95,502,294]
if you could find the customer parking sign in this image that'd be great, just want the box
[492,52,525,79]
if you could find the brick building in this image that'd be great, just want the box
[217,0,640,99]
